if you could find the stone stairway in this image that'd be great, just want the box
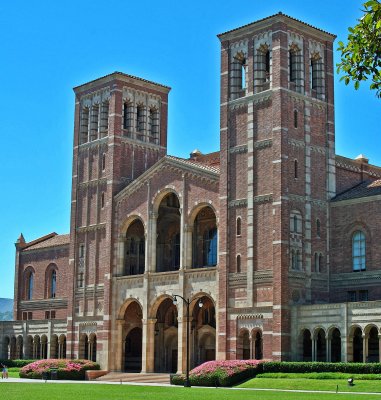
[96,372,171,384]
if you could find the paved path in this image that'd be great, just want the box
[1,377,381,396]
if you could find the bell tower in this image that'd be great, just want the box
[66,72,170,367]
[217,13,336,361]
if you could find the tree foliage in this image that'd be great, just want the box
[337,1,381,97]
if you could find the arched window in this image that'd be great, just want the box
[101,192,105,209]
[236,217,241,236]
[254,44,271,93]
[294,160,298,179]
[90,104,99,141]
[50,270,56,298]
[294,110,298,128]
[352,231,366,271]
[123,102,134,131]
[100,101,109,136]
[80,107,89,144]
[316,219,321,238]
[136,105,145,133]
[289,43,303,93]
[26,271,34,300]
[236,255,241,273]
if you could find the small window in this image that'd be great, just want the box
[101,192,105,209]
[316,219,321,238]
[26,271,34,300]
[347,291,357,302]
[319,254,323,273]
[22,312,27,321]
[352,231,366,271]
[77,273,84,288]
[237,255,241,273]
[45,311,50,319]
[136,105,145,133]
[51,310,56,319]
[291,249,301,270]
[293,215,298,232]
[359,290,368,302]
[50,270,56,298]
[79,244,85,258]
[27,312,32,320]
[102,154,106,171]
[314,253,319,273]
[294,110,298,128]
[294,160,298,179]
[236,217,242,236]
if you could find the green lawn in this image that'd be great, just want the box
[1,383,381,400]
[239,376,381,393]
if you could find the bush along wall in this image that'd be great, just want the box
[262,362,381,374]
[171,360,266,387]
[0,359,35,368]
[19,359,100,380]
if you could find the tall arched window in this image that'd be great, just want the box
[50,270,57,298]
[316,219,321,238]
[352,231,366,271]
[314,252,320,273]
[236,217,241,236]
[26,271,34,300]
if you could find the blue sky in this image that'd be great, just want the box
[1,0,380,299]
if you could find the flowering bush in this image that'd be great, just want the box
[171,359,267,387]
[19,359,100,380]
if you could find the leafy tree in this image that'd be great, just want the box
[337,1,381,97]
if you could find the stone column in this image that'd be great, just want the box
[177,315,185,373]
[148,212,158,272]
[115,319,125,371]
[117,236,126,276]
[312,338,316,361]
[326,336,331,362]
[145,318,156,372]
[249,337,253,359]
[185,225,193,269]
[179,207,185,269]
[363,334,368,363]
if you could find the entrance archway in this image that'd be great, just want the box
[191,295,216,367]
[353,327,363,363]
[123,301,143,372]
[315,328,326,362]
[302,329,312,361]
[368,326,379,362]
[154,298,178,372]
[125,327,142,372]
[253,330,263,360]
[331,328,341,362]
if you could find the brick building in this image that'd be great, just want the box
[1,12,381,371]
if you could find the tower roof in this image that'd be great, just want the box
[217,12,336,41]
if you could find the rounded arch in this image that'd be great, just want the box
[191,206,218,268]
[120,215,147,237]
[188,202,219,227]
[328,327,341,362]
[152,187,182,214]
[118,298,143,320]
[299,328,312,361]
[148,294,174,319]
[313,327,326,362]
[45,263,58,299]
[364,324,379,336]
[189,292,216,316]
[50,334,59,359]
[367,325,379,362]
[349,324,364,337]
[351,326,364,363]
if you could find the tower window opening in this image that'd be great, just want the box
[254,44,271,93]
[316,219,321,238]
[289,43,303,93]
[294,110,298,128]
[231,51,246,99]
[100,101,109,137]
[310,52,324,99]
[136,105,145,135]
[102,154,106,171]
[236,255,241,273]
[236,217,242,236]
[294,159,298,179]
[90,104,99,141]
[80,107,89,144]
[101,192,105,209]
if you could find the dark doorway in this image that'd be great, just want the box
[125,327,142,372]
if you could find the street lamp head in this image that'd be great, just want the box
[198,299,203,308]
[173,295,178,305]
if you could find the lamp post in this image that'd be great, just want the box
[172,294,203,388]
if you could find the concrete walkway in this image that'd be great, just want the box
[1,377,381,396]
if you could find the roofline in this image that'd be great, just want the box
[115,155,219,202]
[73,71,171,94]
[22,232,57,250]
[336,154,381,172]
[217,12,336,41]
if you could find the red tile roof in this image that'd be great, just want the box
[23,233,70,251]
[167,155,220,175]
[332,179,381,202]
[217,12,336,39]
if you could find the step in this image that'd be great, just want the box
[96,372,171,384]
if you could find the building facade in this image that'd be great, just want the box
[1,13,381,371]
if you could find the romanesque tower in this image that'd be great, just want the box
[67,73,170,366]
[217,13,336,361]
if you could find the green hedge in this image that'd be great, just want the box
[0,359,35,368]
[262,362,381,374]
[19,359,100,380]
[171,360,265,387]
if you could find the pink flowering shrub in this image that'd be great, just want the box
[20,359,100,380]
[171,359,268,387]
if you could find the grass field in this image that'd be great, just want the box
[1,382,381,400]
[239,376,381,393]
